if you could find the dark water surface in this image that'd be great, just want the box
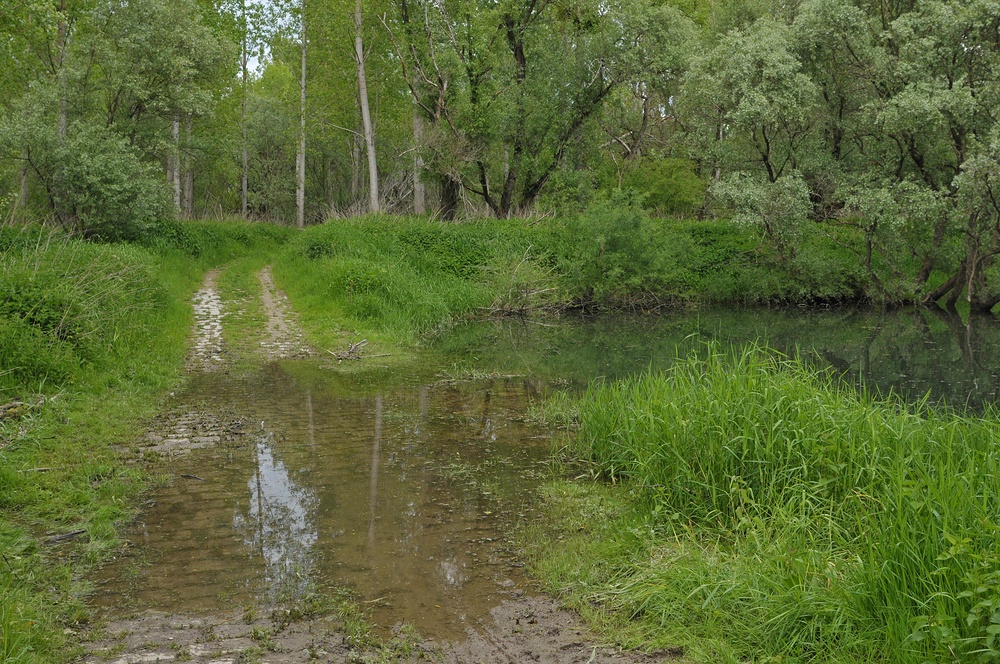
[94,307,1000,639]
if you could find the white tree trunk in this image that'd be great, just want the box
[241,0,249,218]
[57,0,67,142]
[184,115,194,219]
[413,105,425,214]
[354,0,380,214]
[296,0,306,228]
[18,153,28,208]
[172,114,182,212]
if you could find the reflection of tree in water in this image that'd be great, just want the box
[233,430,317,599]
[439,309,1000,412]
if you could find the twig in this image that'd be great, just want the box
[44,529,86,545]
[180,474,206,481]
[327,339,384,362]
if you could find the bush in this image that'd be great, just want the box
[621,157,707,216]
[50,123,172,242]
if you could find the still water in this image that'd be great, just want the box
[94,307,1000,639]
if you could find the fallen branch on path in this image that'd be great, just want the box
[44,529,87,545]
[327,339,392,363]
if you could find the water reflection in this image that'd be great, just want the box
[367,395,382,550]
[97,306,1000,639]
[436,307,1000,412]
[233,429,317,599]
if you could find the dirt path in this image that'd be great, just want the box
[187,270,225,372]
[82,598,667,663]
[258,266,312,361]
[85,267,670,664]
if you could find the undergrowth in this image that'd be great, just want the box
[529,345,1000,662]
[273,213,867,354]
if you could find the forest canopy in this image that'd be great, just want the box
[1,0,1000,307]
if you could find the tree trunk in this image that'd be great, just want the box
[183,115,194,219]
[440,174,460,220]
[18,154,28,208]
[241,0,249,218]
[296,0,307,228]
[351,133,361,203]
[413,105,425,214]
[172,114,182,213]
[57,0,68,142]
[354,0,380,214]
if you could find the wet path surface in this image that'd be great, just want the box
[97,368,549,640]
[86,268,664,663]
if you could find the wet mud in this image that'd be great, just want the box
[87,267,668,663]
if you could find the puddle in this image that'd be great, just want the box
[96,304,1000,652]
[96,362,551,642]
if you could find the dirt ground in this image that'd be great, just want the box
[81,596,673,663]
[82,268,674,664]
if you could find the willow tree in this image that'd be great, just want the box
[391,0,639,217]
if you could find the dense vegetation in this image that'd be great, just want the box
[3,0,1000,659]
[532,346,1000,662]
[2,0,1000,308]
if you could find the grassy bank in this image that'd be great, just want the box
[0,221,290,663]
[529,346,1000,663]
[272,211,867,353]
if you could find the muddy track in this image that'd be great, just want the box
[85,267,669,663]
[258,266,312,361]
[187,270,225,372]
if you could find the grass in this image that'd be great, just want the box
[272,215,559,349]
[0,211,919,662]
[528,344,1000,663]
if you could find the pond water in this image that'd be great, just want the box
[93,306,1000,640]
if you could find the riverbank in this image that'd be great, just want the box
[526,345,1000,663]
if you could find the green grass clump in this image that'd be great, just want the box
[535,345,1000,662]
[273,216,560,349]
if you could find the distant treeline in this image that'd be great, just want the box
[1,0,998,308]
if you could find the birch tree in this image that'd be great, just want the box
[355,0,380,213]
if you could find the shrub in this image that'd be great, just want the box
[621,157,707,216]
[49,123,171,242]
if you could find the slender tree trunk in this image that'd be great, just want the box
[354,0,380,213]
[18,154,28,208]
[241,0,249,218]
[184,115,194,219]
[413,105,425,214]
[57,0,68,142]
[172,114,182,212]
[351,132,361,203]
[296,0,306,228]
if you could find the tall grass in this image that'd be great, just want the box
[273,216,559,348]
[562,345,1000,661]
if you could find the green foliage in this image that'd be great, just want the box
[621,158,706,216]
[550,194,685,302]
[0,227,165,393]
[51,124,172,241]
[274,217,553,345]
[547,345,1000,661]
